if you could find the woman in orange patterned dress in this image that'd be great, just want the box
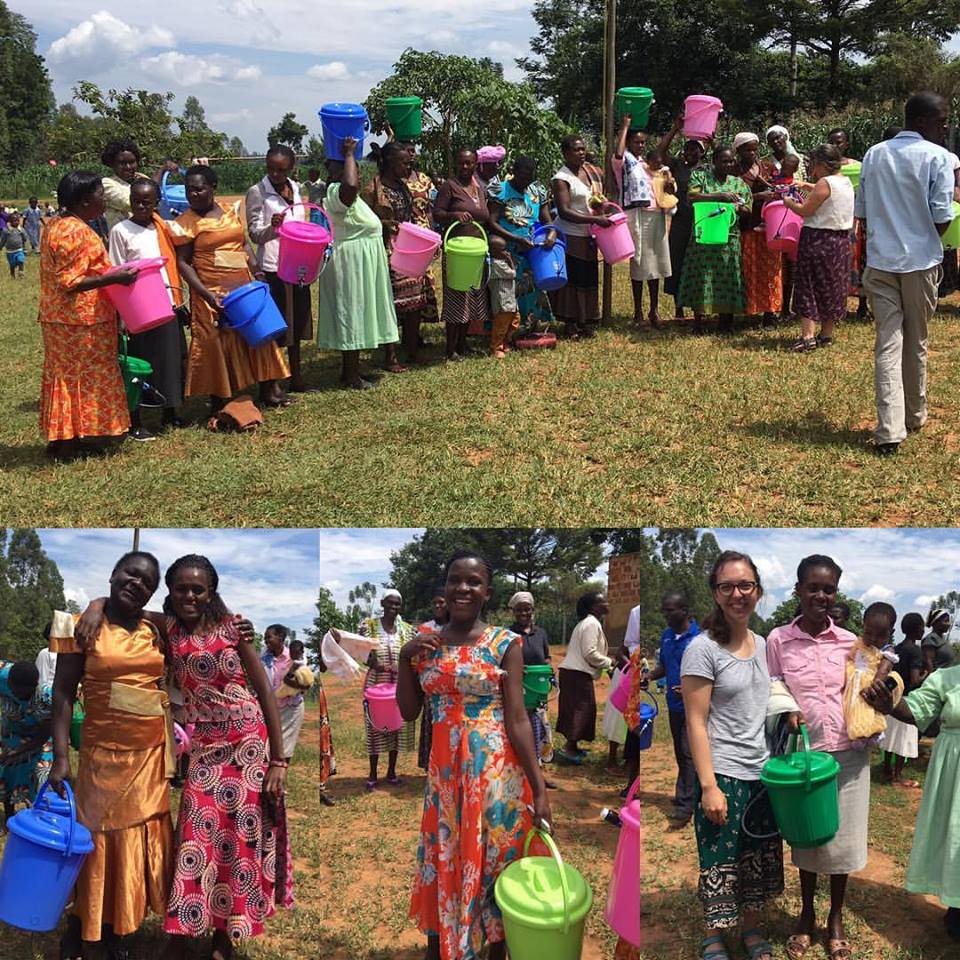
[39,171,140,461]
[171,166,289,412]
[397,550,552,960]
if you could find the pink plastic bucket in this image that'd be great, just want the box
[277,202,334,284]
[391,221,441,278]
[683,95,723,141]
[364,683,403,733]
[605,777,640,946]
[104,257,175,334]
[590,202,634,265]
[173,722,194,758]
[763,201,803,256]
[609,665,631,713]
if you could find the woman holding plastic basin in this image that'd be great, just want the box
[486,156,557,333]
[766,555,861,960]
[433,147,492,360]
[318,136,400,389]
[365,141,435,367]
[47,551,172,960]
[397,550,552,960]
[171,165,289,411]
[865,660,960,942]
[680,551,781,960]
[677,145,752,334]
[550,134,614,339]
[781,144,854,353]
[245,144,312,393]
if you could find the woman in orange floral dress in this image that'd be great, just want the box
[39,171,140,461]
[397,550,552,960]
[170,166,289,412]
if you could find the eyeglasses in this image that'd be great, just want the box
[715,581,758,597]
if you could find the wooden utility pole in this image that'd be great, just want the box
[602,0,617,323]
[133,528,140,551]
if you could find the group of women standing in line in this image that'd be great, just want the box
[47,550,292,960]
[683,549,960,960]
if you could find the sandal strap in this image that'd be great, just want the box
[828,938,852,959]
[701,935,729,958]
[742,935,774,959]
[786,934,812,959]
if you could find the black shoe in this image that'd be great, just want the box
[319,790,336,807]
[666,808,692,823]
[875,442,899,457]
[128,427,156,442]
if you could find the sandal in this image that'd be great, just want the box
[894,778,921,789]
[786,934,812,959]
[555,749,583,766]
[791,337,818,353]
[386,775,402,786]
[365,779,379,791]
[827,938,853,960]
[741,928,774,960]
[701,935,729,959]
[816,335,834,347]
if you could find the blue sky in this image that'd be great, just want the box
[36,528,319,637]
[23,2,540,149]
[320,528,960,638]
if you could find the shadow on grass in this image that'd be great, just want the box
[741,411,871,450]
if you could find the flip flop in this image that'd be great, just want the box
[365,779,378,791]
[386,775,402,786]
[741,928,774,960]
[827,938,853,960]
[894,779,921,789]
[786,934,812,959]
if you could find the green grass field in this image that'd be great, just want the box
[4,254,960,527]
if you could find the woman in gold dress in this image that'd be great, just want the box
[171,165,289,412]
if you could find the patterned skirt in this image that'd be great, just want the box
[548,235,600,322]
[693,774,784,928]
[793,227,851,324]
[741,229,783,315]
[317,681,335,788]
[441,257,491,328]
[677,231,745,315]
[392,266,439,321]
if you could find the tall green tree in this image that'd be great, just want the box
[1,529,66,659]
[365,49,570,179]
[0,3,55,167]
[268,112,309,153]
[304,587,359,664]
[73,82,178,162]
[177,95,227,159]
[760,590,865,635]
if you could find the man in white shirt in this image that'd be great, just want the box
[36,624,57,689]
[623,603,641,654]
[856,92,955,454]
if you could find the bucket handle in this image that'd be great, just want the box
[532,222,566,248]
[34,780,79,858]
[280,202,336,240]
[623,775,641,807]
[443,219,488,248]
[521,828,571,935]
[787,722,813,790]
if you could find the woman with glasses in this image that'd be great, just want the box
[681,552,781,960]
[766,556,861,960]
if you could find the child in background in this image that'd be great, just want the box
[843,601,903,743]
[646,148,678,214]
[487,234,521,359]
[277,638,315,700]
[622,647,651,793]
[1,213,27,279]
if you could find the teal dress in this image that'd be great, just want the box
[677,170,752,314]
[0,661,53,807]
[318,183,399,351]
[904,665,960,906]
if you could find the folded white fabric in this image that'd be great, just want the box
[50,609,75,640]
[320,629,379,681]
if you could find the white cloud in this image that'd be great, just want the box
[486,40,520,57]
[914,595,937,608]
[307,61,350,81]
[48,11,174,65]
[234,65,263,81]
[141,52,263,87]
[860,584,896,604]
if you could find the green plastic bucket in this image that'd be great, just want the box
[941,201,960,250]
[615,87,654,129]
[385,96,423,140]
[69,702,84,751]
[760,724,840,849]
[118,337,153,413]
[840,160,861,191]
[443,221,488,292]
[693,202,737,245]
[495,830,593,960]
[523,665,553,711]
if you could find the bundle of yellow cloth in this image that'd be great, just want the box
[276,664,315,700]
[843,639,903,741]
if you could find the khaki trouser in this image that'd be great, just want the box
[864,264,941,445]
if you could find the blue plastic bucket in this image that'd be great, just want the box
[319,102,370,161]
[528,224,568,291]
[636,693,659,750]
[220,281,288,348]
[160,170,189,221]
[0,781,94,932]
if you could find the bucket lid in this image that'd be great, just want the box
[8,800,93,855]
[761,749,839,787]
[446,236,487,254]
[279,220,331,242]
[496,855,592,928]
[107,256,166,275]
[364,683,397,700]
[319,102,368,118]
[617,86,653,97]
[524,665,553,677]
[638,701,657,720]
[398,222,441,244]
[386,95,423,107]
[221,280,266,306]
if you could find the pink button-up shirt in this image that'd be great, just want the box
[766,616,858,753]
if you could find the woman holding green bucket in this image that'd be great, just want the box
[680,550,782,960]
[766,555,863,960]
[434,147,492,360]
[677,145,752,334]
[866,659,960,942]
[397,550,552,960]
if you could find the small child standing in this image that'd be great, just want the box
[487,234,520,359]
[843,601,904,743]
[1,213,27,279]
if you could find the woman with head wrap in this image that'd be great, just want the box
[358,590,416,788]
[734,132,783,325]
[923,609,955,674]
[476,145,506,193]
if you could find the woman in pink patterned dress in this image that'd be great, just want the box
[162,554,293,960]
[397,550,552,960]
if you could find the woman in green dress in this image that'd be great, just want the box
[678,145,753,334]
[866,664,960,941]
[318,136,400,389]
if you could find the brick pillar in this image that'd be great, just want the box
[605,552,641,649]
